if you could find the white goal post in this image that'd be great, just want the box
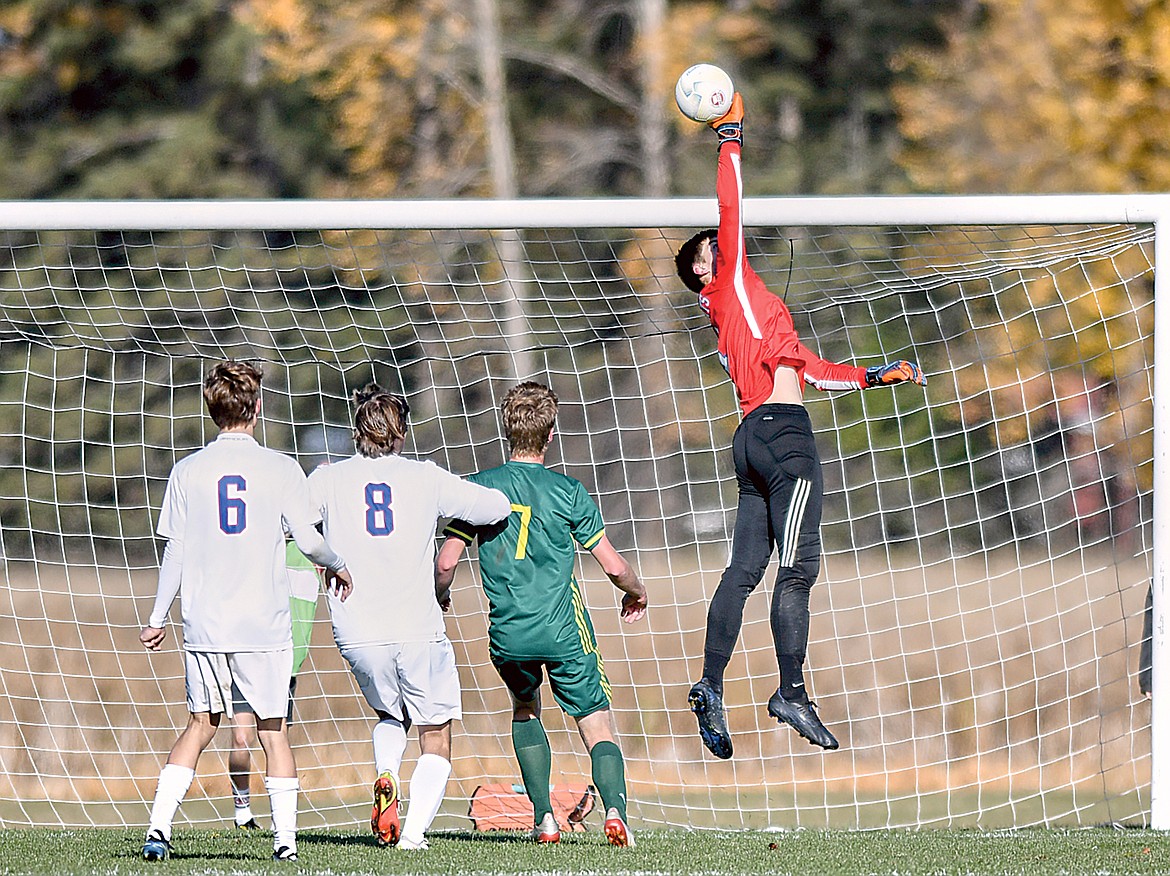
[0,194,1165,831]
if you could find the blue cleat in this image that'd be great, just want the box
[688,678,733,759]
[142,830,171,862]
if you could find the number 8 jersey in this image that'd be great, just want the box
[157,433,322,653]
[307,453,510,648]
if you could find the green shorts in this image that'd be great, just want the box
[491,649,612,719]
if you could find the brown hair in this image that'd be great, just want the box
[675,228,717,294]
[203,360,262,429]
[352,382,407,458]
[502,381,558,456]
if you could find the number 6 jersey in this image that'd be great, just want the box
[156,433,322,653]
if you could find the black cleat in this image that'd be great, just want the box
[688,679,733,759]
[273,845,298,862]
[142,830,171,862]
[236,817,261,831]
[767,690,839,750]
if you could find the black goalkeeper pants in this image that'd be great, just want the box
[702,403,823,691]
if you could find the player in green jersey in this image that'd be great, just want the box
[436,381,648,848]
[227,540,322,830]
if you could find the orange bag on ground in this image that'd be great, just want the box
[468,783,595,832]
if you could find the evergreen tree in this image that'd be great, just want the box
[0,0,339,198]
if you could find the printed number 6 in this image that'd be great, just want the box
[218,475,247,534]
[365,483,394,536]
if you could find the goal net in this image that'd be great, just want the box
[0,196,1158,831]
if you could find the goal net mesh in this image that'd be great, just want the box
[0,214,1153,830]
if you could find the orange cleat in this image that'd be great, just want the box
[532,811,561,844]
[603,808,635,847]
[371,772,400,846]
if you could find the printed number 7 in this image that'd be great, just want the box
[511,503,532,560]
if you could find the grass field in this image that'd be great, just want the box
[2,827,1170,875]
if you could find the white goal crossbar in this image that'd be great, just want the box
[1,194,1169,230]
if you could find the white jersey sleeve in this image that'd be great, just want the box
[434,466,511,526]
[280,457,324,534]
[157,461,188,542]
[148,539,183,628]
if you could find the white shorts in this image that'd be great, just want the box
[185,648,293,721]
[234,676,298,723]
[340,639,462,726]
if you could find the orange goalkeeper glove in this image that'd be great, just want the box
[710,93,744,147]
[865,360,927,387]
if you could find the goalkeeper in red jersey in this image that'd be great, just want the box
[675,93,926,757]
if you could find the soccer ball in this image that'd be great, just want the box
[674,64,735,123]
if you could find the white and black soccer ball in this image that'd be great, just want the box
[674,63,735,123]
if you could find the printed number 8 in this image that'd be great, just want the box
[365,483,394,536]
[218,475,247,534]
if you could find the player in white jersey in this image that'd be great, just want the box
[307,385,510,851]
[138,361,353,864]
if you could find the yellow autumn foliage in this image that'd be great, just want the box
[238,0,485,197]
[895,0,1170,193]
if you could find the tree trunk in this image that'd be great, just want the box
[636,0,669,198]
[473,0,536,382]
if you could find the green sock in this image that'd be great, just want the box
[511,719,553,823]
[589,740,627,822]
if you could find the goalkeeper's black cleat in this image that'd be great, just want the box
[142,830,171,862]
[767,690,839,750]
[688,679,733,759]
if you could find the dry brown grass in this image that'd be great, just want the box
[0,546,1151,828]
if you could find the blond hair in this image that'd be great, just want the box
[203,361,262,429]
[501,381,557,456]
[352,383,407,458]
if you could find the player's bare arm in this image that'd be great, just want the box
[434,536,467,612]
[589,535,647,624]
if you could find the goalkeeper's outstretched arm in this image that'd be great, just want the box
[800,341,927,392]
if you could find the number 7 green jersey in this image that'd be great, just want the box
[443,460,605,661]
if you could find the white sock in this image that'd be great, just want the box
[148,764,195,841]
[231,780,253,825]
[372,718,407,778]
[400,753,451,845]
[264,776,298,852]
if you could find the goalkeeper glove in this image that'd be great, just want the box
[865,360,927,388]
[710,93,744,147]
